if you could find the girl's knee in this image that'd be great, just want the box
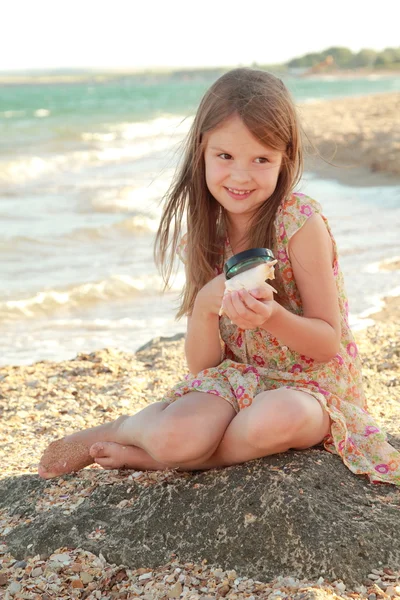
[245,390,315,449]
[146,415,216,466]
[145,393,235,466]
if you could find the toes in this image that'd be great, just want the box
[94,457,118,469]
[89,442,106,458]
[38,464,61,479]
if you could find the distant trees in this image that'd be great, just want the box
[287,46,400,70]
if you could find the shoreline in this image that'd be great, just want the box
[1,89,399,367]
[0,67,398,85]
[300,91,400,183]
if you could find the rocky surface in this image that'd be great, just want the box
[0,303,400,597]
[1,443,400,589]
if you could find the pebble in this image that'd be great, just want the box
[168,580,183,597]
[138,571,154,580]
[8,581,21,596]
[80,571,94,584]
[12,560,27,569]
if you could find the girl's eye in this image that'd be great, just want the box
[217,154,269,163]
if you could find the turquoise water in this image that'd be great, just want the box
[1,73,400,365]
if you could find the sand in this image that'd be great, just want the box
[300,91,400,186]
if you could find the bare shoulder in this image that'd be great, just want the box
[288,213,339,331]
[288,212,333,265]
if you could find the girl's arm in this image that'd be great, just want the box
[262,213,341,362]
[185,273,225,375]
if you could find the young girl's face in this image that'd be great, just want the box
[204,114,283,226]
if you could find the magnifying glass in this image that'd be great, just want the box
[224,248,275,280]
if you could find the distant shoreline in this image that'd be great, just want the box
[0,67,399,86]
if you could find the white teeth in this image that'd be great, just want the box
[228,188,251,195]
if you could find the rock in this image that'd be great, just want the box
[1,444,400,587]
[136,333,185,353]
[8,581,21,595]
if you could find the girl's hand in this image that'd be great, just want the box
[196,273,226,316]
[222,283,276,329]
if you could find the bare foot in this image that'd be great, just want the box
[38,419,124,479]
[38,438,93,479]
[90,441,169,471]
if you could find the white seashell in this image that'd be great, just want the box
[220,261,277,316]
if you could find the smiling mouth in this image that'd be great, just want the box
[226,187,253,194]
[225,187,254,199]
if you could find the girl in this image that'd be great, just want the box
[39,68,400,486]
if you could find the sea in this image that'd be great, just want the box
[1,72,400,366]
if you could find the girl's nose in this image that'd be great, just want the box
[230,167,252,184]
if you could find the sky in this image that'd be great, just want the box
[1,0,399,72]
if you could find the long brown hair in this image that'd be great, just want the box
[154,68,303,318]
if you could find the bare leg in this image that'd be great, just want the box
[38,401,171,478]
[39,392,236,478]
[90,388,331,471]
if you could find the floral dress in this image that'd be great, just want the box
[161,193,400,486]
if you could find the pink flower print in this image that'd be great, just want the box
[253,355,265,367]
[344,300,349,317]
[339,437,355,455]
[191,379,202,387]
[207,389,221,396]
[333,260,339,276]
[277,249,288,263]
[335,354,344,366]
[308,380,328,396]
[374,463,389,474]
[236,385,245,398]
[279,223,285,240]
[300,354,314,364]
[236,333,243,348]
[346,342,358,358]
[244,365,260,376]
[290,364,303,373]
[308,380,320,388]
[300,204,312,217]
[364,425,380,436]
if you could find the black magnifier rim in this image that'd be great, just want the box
[224,248,275,279]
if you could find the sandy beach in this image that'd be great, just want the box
[301,91,400,185]
[0,91,400,598]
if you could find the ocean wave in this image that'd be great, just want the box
[0,110,27,118]
[62,215,160,240]
[81,115,192,143]
[0,215,159,250]
[34,109,50,118]
[0,271,185,321]
[88,178,173,214]
[0,115,191,187]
